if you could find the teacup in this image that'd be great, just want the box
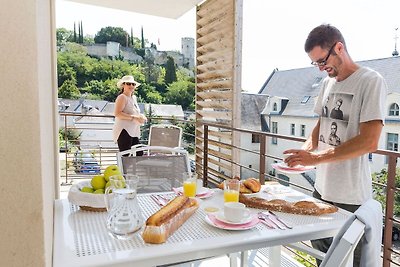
[224,202,251,223]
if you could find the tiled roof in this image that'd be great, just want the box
[241,93,269,130]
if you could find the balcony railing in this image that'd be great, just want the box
[58,113,399,266]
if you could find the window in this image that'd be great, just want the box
[272,122,278,144]
[301,96,311,103]
[290,123,295,135]
[251,134,260,143]
[386,133,398,163]
[273,103,278,111]
[389,103,399,116]
[387,133,398,151]
[300,124,306,137]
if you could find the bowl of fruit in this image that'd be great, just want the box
[68,165,122,211]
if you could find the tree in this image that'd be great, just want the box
[165,56,177,85]
[58,79,80,99]
[372,168,400,216]
[56,28,72,47]
[164,80,195,110]
[136,84,163,104]
[73,22,77,43]
[94,26,129,46]
[141,26,145,48]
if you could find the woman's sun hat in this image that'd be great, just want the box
[117,75,141,89]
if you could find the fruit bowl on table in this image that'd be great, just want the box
[68,181,107,212]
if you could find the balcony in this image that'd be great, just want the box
[59,113,399,266]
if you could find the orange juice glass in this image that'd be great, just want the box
[183,180,196,197]
[224,190,239,202]
[223,179,240,202]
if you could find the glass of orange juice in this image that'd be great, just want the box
[183,172,197,197]
[223,179,240,202]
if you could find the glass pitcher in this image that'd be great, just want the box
[105,174,143,239]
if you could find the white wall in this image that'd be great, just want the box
[0,0,57,266]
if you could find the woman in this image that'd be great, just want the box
[113,75,147,154]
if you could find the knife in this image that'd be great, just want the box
[268,211,293,229]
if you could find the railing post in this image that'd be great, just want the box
[259,134,266,184]
[383,155,396,267]
[62,114,69,185]
[203,125,209,187]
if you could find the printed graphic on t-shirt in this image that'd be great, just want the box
[319,93,353,147]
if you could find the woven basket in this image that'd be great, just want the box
[68,181,107,212]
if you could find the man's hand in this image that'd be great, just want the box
[283,149,320,167]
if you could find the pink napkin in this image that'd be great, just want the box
[207,214,259,230]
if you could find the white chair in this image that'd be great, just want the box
[148,124,183,148]
[289,216,365,267]
[289,198,383,267]
[117,145,191,193]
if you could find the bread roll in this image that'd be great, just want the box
[243,178,261,193]
[142,196,198,243]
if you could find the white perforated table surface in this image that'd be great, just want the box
[53,185,350,267]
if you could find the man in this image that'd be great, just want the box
[284,24,387,266]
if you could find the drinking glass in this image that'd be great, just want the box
[182,172,197,197]
[223,179,240,202]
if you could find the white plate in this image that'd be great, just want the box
[271,162,315,174]
[215,212,253,225]
[205,214,259,231]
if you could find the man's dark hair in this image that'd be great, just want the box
[304,24,346,53]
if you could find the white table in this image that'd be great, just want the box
[53,184,350,267]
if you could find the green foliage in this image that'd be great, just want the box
[136,83,163,104]
[56,28,72,47]
[372,168,400,216]
[56,33,194,110]
[164,80,195,110]
[165,56,177,85]
[94,26,129,46]
[294,250,317,267]
[58,79,80,99]
[59,128,81,150]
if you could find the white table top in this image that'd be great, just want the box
[53,184,350,267]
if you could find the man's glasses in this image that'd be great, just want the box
[125,82,136,86]
[311,42,337,67]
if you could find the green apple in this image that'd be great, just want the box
[91,175,106,190]
[103,165,122,181]
[81,186,94,193]
[93,188,105,194]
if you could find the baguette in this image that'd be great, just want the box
[239,194,338,216]
[142,196,198,244]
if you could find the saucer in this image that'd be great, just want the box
[271,162,315,174]
[215,212,253,225]
[205,214,259,231]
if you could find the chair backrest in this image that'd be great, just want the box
[117,146,191,193]
[321,218,365,267]
[148,124,182,148]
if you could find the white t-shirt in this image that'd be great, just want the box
[113,94,141,142]
[314,67,387,205]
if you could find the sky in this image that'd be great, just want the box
[56,0,400,93]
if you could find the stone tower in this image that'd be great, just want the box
[181,37,195,69]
